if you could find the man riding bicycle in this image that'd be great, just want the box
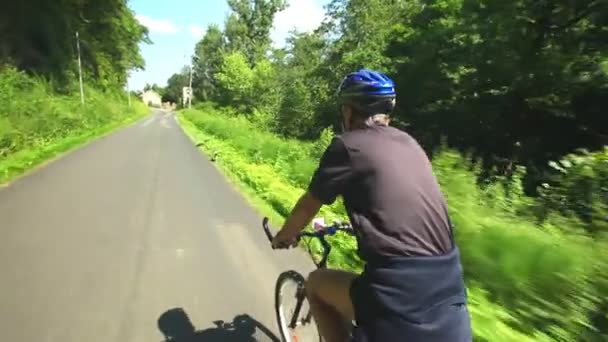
[272,69,472,342]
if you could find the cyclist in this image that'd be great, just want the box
[271,69,472,342]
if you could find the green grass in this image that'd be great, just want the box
[177,106,607,341]
[0,112,146,185]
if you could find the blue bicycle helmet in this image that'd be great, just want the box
[337,69,396,114]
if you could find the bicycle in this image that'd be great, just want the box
[262,216,355,342]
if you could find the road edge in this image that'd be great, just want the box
[174,112,287,228]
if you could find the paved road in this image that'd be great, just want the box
[0,110,316,342]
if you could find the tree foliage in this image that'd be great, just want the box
[224,0,287,64]
[164,68,190,105]
[183,0,607,190]
[192,24,225,101]
[387,0,608,189]
[0,0,150,90]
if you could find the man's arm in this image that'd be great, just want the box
[272,137,353,248]
[272,191,322,248]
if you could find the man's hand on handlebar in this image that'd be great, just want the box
[271,230,298,249]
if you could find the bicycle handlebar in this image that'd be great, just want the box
[262,217,354,268]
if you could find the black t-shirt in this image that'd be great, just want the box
[308,125,454,259]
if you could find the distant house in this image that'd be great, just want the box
[141,90,162,107]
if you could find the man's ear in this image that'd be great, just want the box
[342,105,353,129]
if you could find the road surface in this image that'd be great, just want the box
[0,110,316,341]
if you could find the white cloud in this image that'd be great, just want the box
[271,0,325,47]
[189,25,206,38]
[136,15,179,34]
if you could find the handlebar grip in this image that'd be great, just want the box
[262,217,274,244]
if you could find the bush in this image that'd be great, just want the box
[183,108,320,189]
[539,148,608,237]
[432,150,603,340]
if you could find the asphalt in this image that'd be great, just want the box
[0,109,316,342]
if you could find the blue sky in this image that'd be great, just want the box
[127,0,329,91]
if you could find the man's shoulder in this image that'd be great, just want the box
[340,126,414,146]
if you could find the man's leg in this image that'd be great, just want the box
[305,268,358,342]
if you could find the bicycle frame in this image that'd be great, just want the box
[263,217,354,331]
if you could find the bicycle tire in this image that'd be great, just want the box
[275,270,322,342]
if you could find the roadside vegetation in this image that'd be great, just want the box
[0,1,151,183]
[0,67,148,184]
[169,0,608,340]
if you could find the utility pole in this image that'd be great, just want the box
[183,54,193,109]
[126,71,131,108]
[76,31,85,105]
[188,58,193,109]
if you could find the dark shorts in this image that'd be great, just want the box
[349,273,472,342]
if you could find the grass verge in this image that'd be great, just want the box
[0,104,148,185]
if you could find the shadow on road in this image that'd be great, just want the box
[157,308,280,342]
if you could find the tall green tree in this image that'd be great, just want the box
[164,67,191,105]
[387,0,608,189]
[323,0,406,74]
[223,0,287,65]
[273,31,332,137]
[215,51,279,117]
[0,0,150,90]
[192,24,225,101]
[143,83,164,94]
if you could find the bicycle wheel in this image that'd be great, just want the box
[275,270,322,342]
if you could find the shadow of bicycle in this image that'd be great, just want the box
[157,308,280,342]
